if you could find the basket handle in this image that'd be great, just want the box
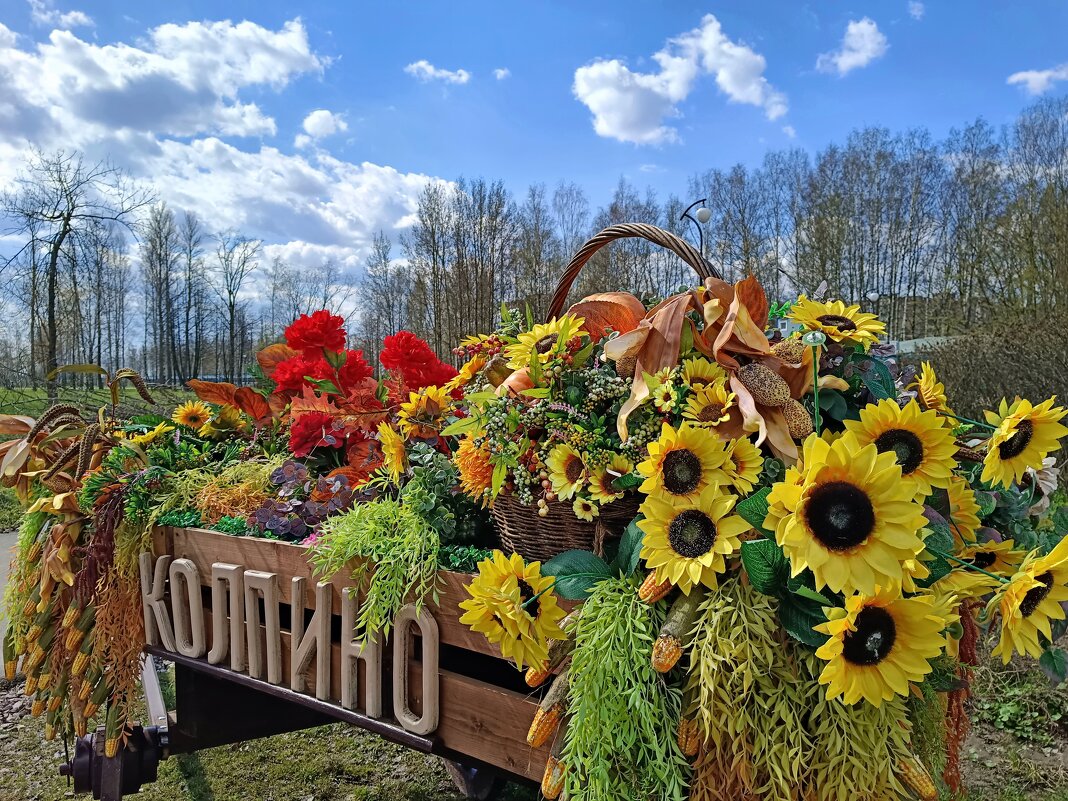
[545,223,719,321]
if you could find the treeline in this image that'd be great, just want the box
[2,97,1067,392]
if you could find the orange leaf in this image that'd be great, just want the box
[735,275,769,330]
[257,343,298,377]
[291,385,337,419]
[186,379,238,408]
[567,292,646,341]
[234,387,272,424]
[0,415,34,436]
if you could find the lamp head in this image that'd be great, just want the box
[695,207,711,224]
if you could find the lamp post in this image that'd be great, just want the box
[680,198,711,257]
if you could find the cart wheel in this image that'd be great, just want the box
[443,759,501,800]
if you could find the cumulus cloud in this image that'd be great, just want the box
[908,2,925,20]
[27,0,93,29]
[817,18,888,76]
[782,124,796,139]
[404,60,471,85]
[295,109,347,147]
[1007,63,1068,95]
[572,14,787,145]
[493,67,511,80]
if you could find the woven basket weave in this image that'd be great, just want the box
[492,223,719,563]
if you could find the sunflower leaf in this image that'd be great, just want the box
[615,516,645,578]
[740,538,789,597]
[737,487,773,537]
[543,549,614,599]
[975,490,998,519]
[851,353,896,400]
[791,585,833,606]
[1040,646,1068,684]
[778,595,827,647]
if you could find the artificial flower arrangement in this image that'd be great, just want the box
[455,283,1068,801]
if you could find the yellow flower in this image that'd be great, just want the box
[946,476,981,544]
[445,354,488,394]
[588,454,633,505]
[458,551,567,669]
[724,436,764,494]
[981,397,1068,489]
[199,406,246,439]
[815,588,945,706]
[173,400,212,429]
[988,538,1068,663]
[397,385,451,439]
[845,399,958,502]
[683,381,736,428]
[573,497,599,522]
[504,314,585,370]
[456,435,494,506]
[651,382,676,413]
[789,296,886,349]
[638,486,748,594]
[129,421,173,448]
[637,423,729,502]
[546,444,587,501]
[378,422,406,483]
[910,362,954,417]
[681,356,726,389]
[765,433,927,597]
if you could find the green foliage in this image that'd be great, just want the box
[0,486,22,529]
[739,538,830,646]
[563,575,689,801]
[213,516,249,536]
[907,680,949,788]
[157,508,203,528]
[542,549,615,599]
[436,544,493,573]
[309,498,440,638]
[736,487,773,536]
[399,442,492,546]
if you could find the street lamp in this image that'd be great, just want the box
[680,198,710,256]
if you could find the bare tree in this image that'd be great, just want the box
[211,231,261,382]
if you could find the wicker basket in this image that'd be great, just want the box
[492,222,720,563]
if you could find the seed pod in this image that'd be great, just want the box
[652,592,703,673]
[782,399,814,439]
[677,716,701,757]
[26,404,82,443]
[525,610,579,687]
[737,362,792,407]
[638,570,673,604]
[771,337,806,364]
[541,729,567,799]
[897,753,937,801]
[527,668,569,749]
[614,354,637,379]
[76,423,101,479]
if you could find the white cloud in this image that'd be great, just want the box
[638,163,663,173]
[782,124,796,139]
[1007,63,1068,95]
[908,2,925,21]
[572,14,787,145]
[493,67,511,80]
[817,18,888,76]
[302,109,347,138]
[27,0,94,29]
[404,60,471,85]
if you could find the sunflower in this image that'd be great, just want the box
[573,497,599,522]
[198,406,247,439]
[651,381,676,413]
[988,538,1068,663]
[981,397,1068,489]
[129,421,174,448]
[444,354,488,394]
[456,435,494,506]
[173,400,212,429]
[946,475,981,544]
[681,356,726,389]
[815,588,945,706]
[909,362,954,417]
[588,454,634,504]
[504,314,585,370]
[377,422,407,483]
[637,423,730,501]
[765,433,928,597]
[844,399,957,502]
[724,436,764,494]
[683,381,736,428]
[936,539,1023,600]
[458,551,567,669]
[546,444,588,501]
[789,296,886,349]
[638,486,749,594]
[397,385,451,439]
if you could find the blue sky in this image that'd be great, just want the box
[1,0,1066,268]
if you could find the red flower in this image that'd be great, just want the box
[289,411,345,458]
[380,330,457,390]
[338,349,373,388]
[271,355,334,393]
[285,310,347,355]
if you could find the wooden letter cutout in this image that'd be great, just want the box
[340,589,382,716]
[243,570,282,684]
[290,577,332,699]
[392,604,439,736]
[208,563,245,670]
[169,558,206,658]
[138,553,176,651]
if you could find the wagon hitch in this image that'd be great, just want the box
[59,725,165,800]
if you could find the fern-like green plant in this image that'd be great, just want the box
[309,498,440,638]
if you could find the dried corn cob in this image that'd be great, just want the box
[652,591,703,673]
[47,669,68,713]
[104,704,123,758]
[541,725,567,799]
[61,600,82,630]
[31,695,46,717]
[3,627,16,680]
[525,610,579,687]
[23,675,38,695]
[638,570,673,603]
[44,707,59,740]
[897,753,937,801]
[82,674,110,720]
[527,668,570,748]
[71,634,94,678]
[677,716,701,757]
[78,666,102,702]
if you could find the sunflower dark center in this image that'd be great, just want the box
[697,403,725,423]
[969,551,998,570]
[517,579,540,619]
[667,509,718,558]
[873,428,925,475]
[534,335,558,354]
[564,456,584,484]
[1020,571,1054,618]
[804,480,876,551]
[816,314,858,332]
[689,376,713,387]
[842,607,897,666]
[998,419,1034,460]
[662,449,703,495]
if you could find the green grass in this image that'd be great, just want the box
[0,488,21,530]
[0,385,195,420]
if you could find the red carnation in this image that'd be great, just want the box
[380,330,457,391]
[285,310,347,355]
[289,411,345,458]
[338,348,373,388]
[271,354,334,393]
